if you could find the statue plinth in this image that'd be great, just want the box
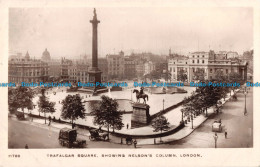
[131,103,150,128]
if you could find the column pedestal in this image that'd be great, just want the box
[131,103,150,128]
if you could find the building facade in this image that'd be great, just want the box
[9,52,49,84]
[106,51,125,80]
[124,56,136,80]
[168,50,247,82]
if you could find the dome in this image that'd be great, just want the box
[25,51,30,60]
[42,48,51,61]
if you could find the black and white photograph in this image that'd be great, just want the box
[0,1,260,167]
[7,7,254,149]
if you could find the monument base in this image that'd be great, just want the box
[78,86,108,95]
[131,103,150,128]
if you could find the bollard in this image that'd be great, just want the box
[154,138,156,145]
[121,138,123,144]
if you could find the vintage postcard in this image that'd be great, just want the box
[0,0,259,166]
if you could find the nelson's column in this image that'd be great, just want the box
[87,8,107,94]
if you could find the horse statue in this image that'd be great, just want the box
[133,89,149,104]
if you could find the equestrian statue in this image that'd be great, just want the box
[133,87,149,104]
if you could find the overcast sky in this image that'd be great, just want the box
[9,7,253,58]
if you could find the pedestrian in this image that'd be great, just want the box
[133,139,137,148]
[225,131,227,139]
[127,123,129,129]
[25,144,29,149]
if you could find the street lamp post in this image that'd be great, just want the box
[131,90,132,101]
[213,133,218,148]
[244,87,248,116]
[181,109,184,123]
[163,99,165,111]
[191,113,193,129]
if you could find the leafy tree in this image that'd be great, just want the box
[162,70,172,82]
[8,86,34,115]
[177,69,187,82]
[61,94,85,128]
[193,68,205,81]
[182,100,196,128]
[229,72,242,85]
[38,88,56,124]
[92,95,124,139]
[151,116,170,142]
[215,69,227,81]
[150,70,161,80]
[195,82,222,116]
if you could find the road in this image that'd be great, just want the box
[143,88,253,148]
[8,118,133,149]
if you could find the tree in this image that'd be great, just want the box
[61,94,85,128]
[151,116,170,142]
[150,70,161,80]
[195,82,222,116]
[182,100,195,128]
[177,69,187,82]
[162,70,172,82]
[92,95,124,140]
[8,86,34,116]
[193,68,205,81]
[215,69,226,81]
[38,88,56,124]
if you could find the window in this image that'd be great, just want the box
[202,55,204,58]
[197,55,199,58]
[202,60,204,63]
[186,62,187,64]
[210,69,212,73]
[174,68,175,72]
[193,55,194,58]
[192,60,194,63]
[197,60,199,63]
[226,69,228,73]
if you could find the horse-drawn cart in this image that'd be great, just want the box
[89,129,109,141]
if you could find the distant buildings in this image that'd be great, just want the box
[8,51,49,83]
[8,49,249,85]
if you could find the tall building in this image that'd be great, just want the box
[48,59,62,80]
[106,51,125,80]
[60,57,72,82]
[124,56,136,80]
